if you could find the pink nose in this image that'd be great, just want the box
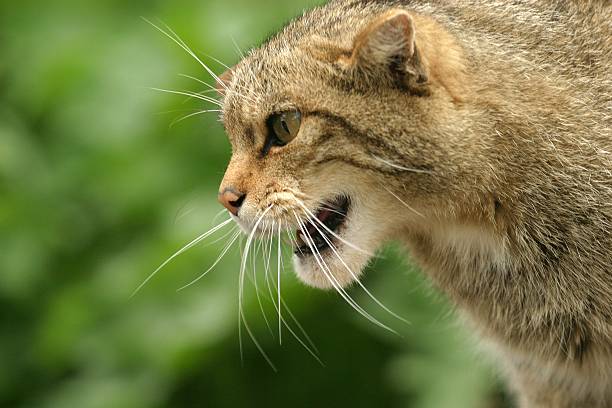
[218,188,246,216]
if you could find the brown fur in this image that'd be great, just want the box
[217,1,612,406]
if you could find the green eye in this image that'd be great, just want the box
[269,110,302,146]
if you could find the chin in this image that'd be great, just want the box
[289,194,386,290]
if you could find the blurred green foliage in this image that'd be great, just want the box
[0,0,503,407]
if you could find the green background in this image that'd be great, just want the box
[0,0,506,406]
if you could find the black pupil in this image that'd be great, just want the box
[281,118,290,134]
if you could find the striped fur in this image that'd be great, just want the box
[217,1,611,406]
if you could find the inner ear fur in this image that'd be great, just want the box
[345,9,429,93]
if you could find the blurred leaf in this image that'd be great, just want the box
[0,1,500,407]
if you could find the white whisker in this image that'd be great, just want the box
[238,206,276,371]
[253,257,323,364]
[159,22,255,102]
[179,72,256,104]
[202,52,232,71]
[170,109,222,127]
[146,18,257,104]
[305,217,409,325]
[381,185,424,218]
[260,225,278,339]
[202,225,239,248]
[292,212,396,334]
[252,224,322,362]
[177,87,218,105]
[251,234,274,338]
[372,155,433,174]
[150,87,223,107]
[262,225,279,314]
[231,36,247,60]
[130,217,232,298]
[211,209,229,226]
[264,222,275,286]
[179,73,218,90]
[192,89,218,95]
[277,222,282,343]
[177,230,241,291]
[142,18,230,93]
[277,233,321,355]
[293,198,373,256]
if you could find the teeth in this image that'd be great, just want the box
[294,196,350,257]
[297,231,306,245]
[295,230,329,254]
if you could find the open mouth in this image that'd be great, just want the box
[295,196,350,257]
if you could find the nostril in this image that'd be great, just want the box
[219,188,246,216]
[229,193,246,208]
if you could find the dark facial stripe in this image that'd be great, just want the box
[307,109,397,153]
[306,109,432,174]
[312,155,388,173]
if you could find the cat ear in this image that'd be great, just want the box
[216,67,234,97]
[346,10,428,90]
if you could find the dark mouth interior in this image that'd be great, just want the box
[295,196,350,257]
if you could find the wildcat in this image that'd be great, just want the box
[213,0,611,406]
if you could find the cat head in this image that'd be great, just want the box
[216,4,468,289]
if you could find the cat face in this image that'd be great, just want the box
[217,8,457,289]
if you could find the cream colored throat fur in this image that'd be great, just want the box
[214,1,612,407]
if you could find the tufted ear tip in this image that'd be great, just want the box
[345,9,428,92]
[350,9,416,68]
[381,10,416,56]
[216,67,234,97]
